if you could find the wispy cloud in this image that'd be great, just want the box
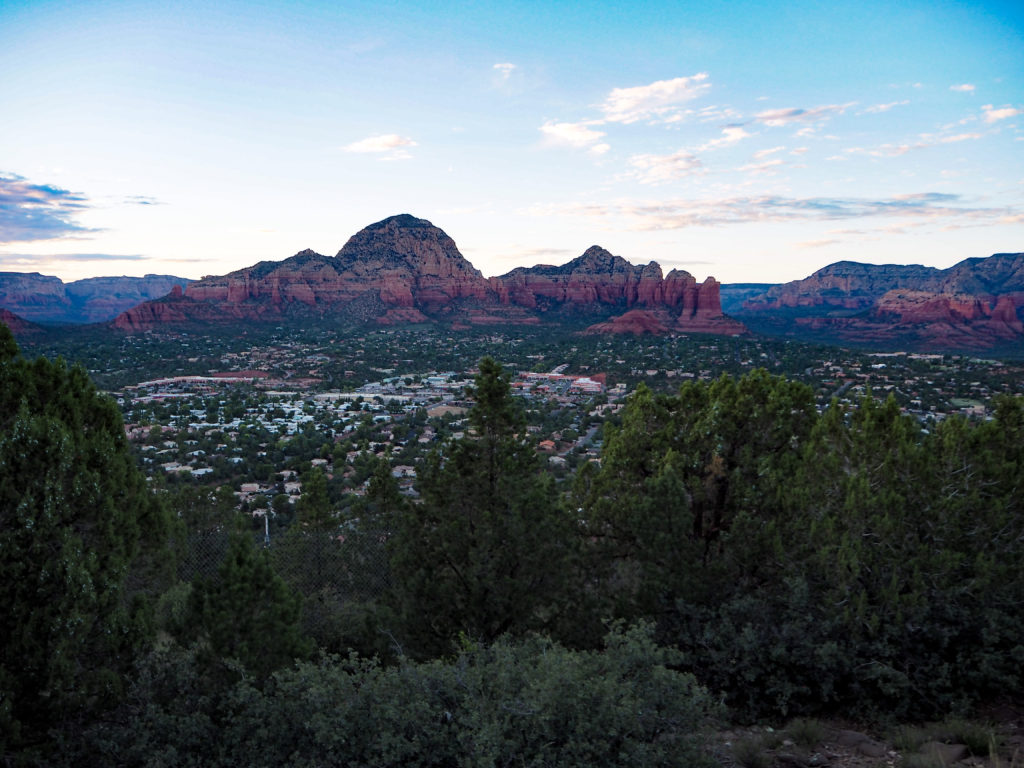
[950,83,976,92]
[539,121,609,155]
[860,100,909,114]
[124,195,161,205]
[599,73,710,124]
[0,252,148,270]
[343,133,418,159]
[529,192,1015,231]
[982,104,1022,123]
[754,103,855,127]
[493,62,516,81]
[538,73,712,155]
[696,125,752,152]
[0,172,95,243]
[738,158,785,175]
[845,131,982,157]
[628,149,703,184]
[491,62,516,83]
[753,146,786,160]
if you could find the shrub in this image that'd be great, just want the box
[67,624,718,767]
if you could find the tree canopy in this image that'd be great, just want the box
[0,324,171,744]
[389,357,577,657]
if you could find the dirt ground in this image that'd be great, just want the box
[708,706,1024,768]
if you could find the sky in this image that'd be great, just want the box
[1,0,1022,285]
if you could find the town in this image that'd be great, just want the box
[22,323,1014,530]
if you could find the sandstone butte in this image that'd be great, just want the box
[112,214,747,337]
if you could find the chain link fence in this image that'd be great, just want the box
[177,525,392,649]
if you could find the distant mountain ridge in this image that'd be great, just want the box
[113,214,745,336]
[738,253,1024,352]
[0,272,192,324]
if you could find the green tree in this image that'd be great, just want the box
[0,325,172,745]
[389,357,576,657]
[187,533,310,678]
[295,465,333,528]
[577,371,817,622]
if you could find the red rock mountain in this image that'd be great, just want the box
[113,214,742,336]
[0,307,41,336]
[0,272,191,324]
[740,253,1024,352]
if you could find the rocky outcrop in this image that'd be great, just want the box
[492,248,744,333]
[114,215,742,337]
[336,214,490,309]
[0,272,191,324]
[584,310,670,335]
[493,246,663,307]
[738,253,1024,352]
[743,261,944,312]
[0,273,69,322]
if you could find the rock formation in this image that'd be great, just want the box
[742,261,945,312]
[114,214,741,337]
[739,253,1024,352]
[0,307,40,336]
[0,272,191,324]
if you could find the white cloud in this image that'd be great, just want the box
[697,126,751,152]
[695,105,742,123]
[845,131,982,157]
[599,73,711,124]
[344,134,418,159]
[493,62,516,80]
[982,104,1022,123]
[754,146,786,160]
[950,83,976,92]
[861,100,909,114]
[739,158,785,175]
[796,239,841,249]
[754,103,855,127]
[932,132,984,144]
[539,121,609,155]
[628,149,703,184]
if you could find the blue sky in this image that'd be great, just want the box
[1,0,1021,284]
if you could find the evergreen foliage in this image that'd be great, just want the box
[582,370,1024,719]
[389,357,578,656]
[69,624,717,768]
[0,325,171,747]
[186,533,311,678]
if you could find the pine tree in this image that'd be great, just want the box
[188,533,310,678]
[389,357,575,657]
[0,324,172,744]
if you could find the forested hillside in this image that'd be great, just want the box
[2,322,1021,765]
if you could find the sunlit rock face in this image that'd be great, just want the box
[114,214,742,335]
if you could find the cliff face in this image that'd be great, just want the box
[743,261,945,311]
[739,253,1024,351]
[492,247,745,335]
[0,272,191,324]
[0,273,71,322]
[114,215,741,337]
